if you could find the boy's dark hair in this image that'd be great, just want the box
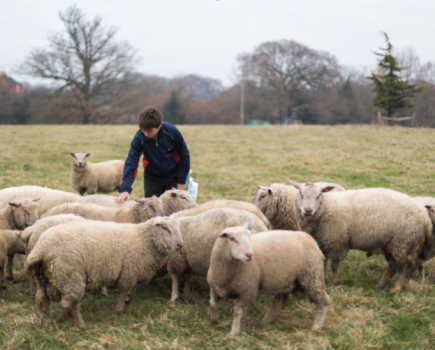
[138,107,163,130]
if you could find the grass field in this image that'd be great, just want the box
[1,124,435,349]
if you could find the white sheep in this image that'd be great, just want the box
[207,223,329,335]
[290,182,432,293]
[159,188,198,215]
[27,215,183,327]
[70,153,124,195]
[0,198,40,230]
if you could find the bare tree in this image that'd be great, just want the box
[19,5,137,124]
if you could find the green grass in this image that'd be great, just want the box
[1,124,435,349]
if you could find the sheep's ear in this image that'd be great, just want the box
[171,187,177,190]
[243,219,252,231]
[322,186,335,193]
[425,205,434,212]
[154,218,162,226]
[70,153,76,158]
[257,185,264,189]
[218,232,228,238]
[267,188,276,195]
[8,203,20,208]
[169,213,178,220]
[290,181,300,189]
[85,153,91,158]
[32,197,41,203]
[132,198,144,203]
[171,192,177,197]
[152,195,157,199]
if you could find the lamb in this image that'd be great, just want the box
[42,196,164,223]
[176,199,271,229]
[0,230,26,288]
[20,214,86,296]
[0,186,136,217]
[168,208,268,303]
[70,153,124,195]
[27,215,182,327]
[252,184,299,230]
[160,188,198,215]
[0,198,40,231]
[290,182,432,292]
[207,223,329,335]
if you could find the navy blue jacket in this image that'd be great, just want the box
[120,122,190,193]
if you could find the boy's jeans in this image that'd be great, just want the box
[144,171,178,198]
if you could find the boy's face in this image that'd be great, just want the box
[142,123,162,138]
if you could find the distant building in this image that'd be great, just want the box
[0,72,24,94]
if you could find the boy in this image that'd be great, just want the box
[114,106,190,203]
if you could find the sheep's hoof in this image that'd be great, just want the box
[387,287,399,294]
[366,252,373,257]
[0,286,6,290]
[125,300,131,305]
[6,276,13,281]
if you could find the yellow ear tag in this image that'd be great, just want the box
[156,219,162,225]
[17,231,21,236]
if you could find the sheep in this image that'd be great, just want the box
[0,198,40,231]
[290,182,432,293]
[0,230,26,288]
[168,208,268,303]
[27,215,182,327]
[176,199,271,229]
[70,153,124,195]
[42,196,164,224]
[252,184,299,230]
[19,214,86,296]
[160,188,198,215]
[0,186,136,217]
[207,223,329,335]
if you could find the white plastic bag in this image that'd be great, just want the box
[185,170,198,200]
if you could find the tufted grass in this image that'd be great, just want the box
[1,124,435,349]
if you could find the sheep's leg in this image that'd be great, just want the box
[330,259,341,284]
[0,261,6,290]
[376,263,396,289]
[418,264,425,283]
[262,294,289,324]
[323,256,328,282]
[171,274,180,303]
[61,297,85,327]
[115,289,130,313]
[311,294,329,331]
[35,285,51,319]
[100,287,109,296]
[304,270,329,331]
[388,268,414,293]
[6,256,14,281]
[28,274,37,296]
[125,285,137,305]
[183,272,192,296]
[230,299,252,336]
[209,287,220,324]
[87,185,97,195]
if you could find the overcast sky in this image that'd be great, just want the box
[1,0,434,87]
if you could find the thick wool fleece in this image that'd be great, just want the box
[167,208,268,302]
[0,229,26,288]
[295,187,432,288]
[42,198,163,224]
[27,217,182,327]
[70,155,124,195]
[176,199,271,230]
[207,229,328,334]
[160,189,198,215]
[0,198,39,230]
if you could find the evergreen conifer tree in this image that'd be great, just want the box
[367,33,425,117]
[163,90,186,125]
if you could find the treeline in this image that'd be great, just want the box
[1,41,434,126]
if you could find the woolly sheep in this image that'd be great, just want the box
[27,215,182,327]
[70,153,124,195]
[160,188,198,215]
[290,182,432,293]
[168,208,268,303]
[176,199,271,229]
[42,196,164,223]
[20,214,86,296]
[0,198,40,231]
[207,223,329,335]
[0,186,136,217]
[0,230,26,288]
[252,184,299,230]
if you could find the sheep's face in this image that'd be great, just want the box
[291,182,334,218]
[154,215,183,251]
[134,196,165,221]
[424,204,435,225]
[71,153,90,168]
[218,221,253,263]
[161,189,198,214]
[8,198,40,229]
[252,186,276,213]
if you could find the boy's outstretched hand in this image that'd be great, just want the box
[177,184,186,190]
[114,192,130,204]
